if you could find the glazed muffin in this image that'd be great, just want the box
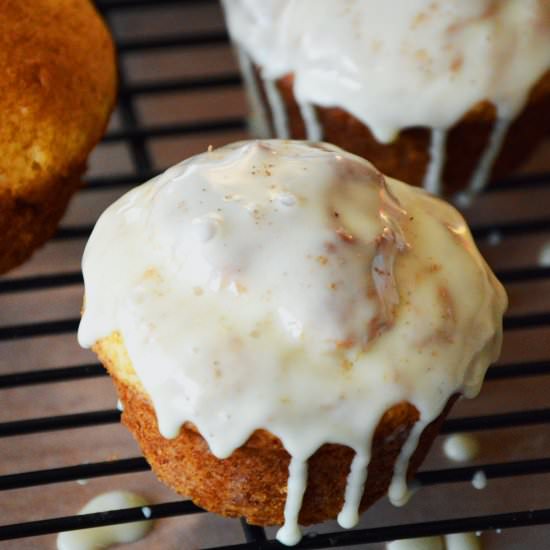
[222,0,550,197]
[0,0,117,274]
[78,140,506,545]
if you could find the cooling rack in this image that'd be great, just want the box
[1,0,550,548]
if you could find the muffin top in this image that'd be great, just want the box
[223,0,550,142]
[0,0,116,196]
[79,140,506,542]
[79,139,505,456]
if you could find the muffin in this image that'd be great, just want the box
[78,140,507,545]
[0,0,117,274]
[222,0,550,196]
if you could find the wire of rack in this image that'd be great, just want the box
[1,0,550,548]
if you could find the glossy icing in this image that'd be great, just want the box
[79,140,506,545]
[236,45,271,138]
[423,128,447,195]
[222,0,550,194]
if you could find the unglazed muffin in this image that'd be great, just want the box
[222,0,550,197]
[0,0,117,274]
[78,140,507,545]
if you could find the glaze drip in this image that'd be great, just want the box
[264,79,289,138]
[236,45,271,138]
[338,451,370,528]
[299,102,323,141]
[223,0,550,139]
[423,129,447,195]
[57,491,153,550]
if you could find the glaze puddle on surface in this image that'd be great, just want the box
[56,491,153,550]
[79,141,506,544]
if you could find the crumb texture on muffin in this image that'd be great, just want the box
[79,140,506,544]
[0,0,117,273]
[222,0,550,194]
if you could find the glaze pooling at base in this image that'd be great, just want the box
[388,419,429,507]
[57,491,153,550]
[277,457,309,545]
[423,128,447,195]
[337,450,370,528]
[443,433,480,462]
[79,140,506,545]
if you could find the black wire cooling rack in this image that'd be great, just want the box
[1,0,550,548]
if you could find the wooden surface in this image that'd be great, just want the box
[1,2,550,549]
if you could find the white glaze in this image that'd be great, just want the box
[277,458,309,545]
[236,46,271,138]
[222,0,550,194]
[264,78,289,138]
[222,0,550,140]
[445,532,481,550]
[466,119,511,196]
[79,140,506,545]
[443,433,480,462]
[472,470,487,490]
[387,537,444,550]
[56,491,153,550]
[423,129,447,196]
[338,450,370,528]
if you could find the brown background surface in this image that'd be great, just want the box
[1,1,550,549]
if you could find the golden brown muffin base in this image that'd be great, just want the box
[0,0,117,273]
[259,70,550,194]
[0,176,82,274]
[95,332,456,526]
